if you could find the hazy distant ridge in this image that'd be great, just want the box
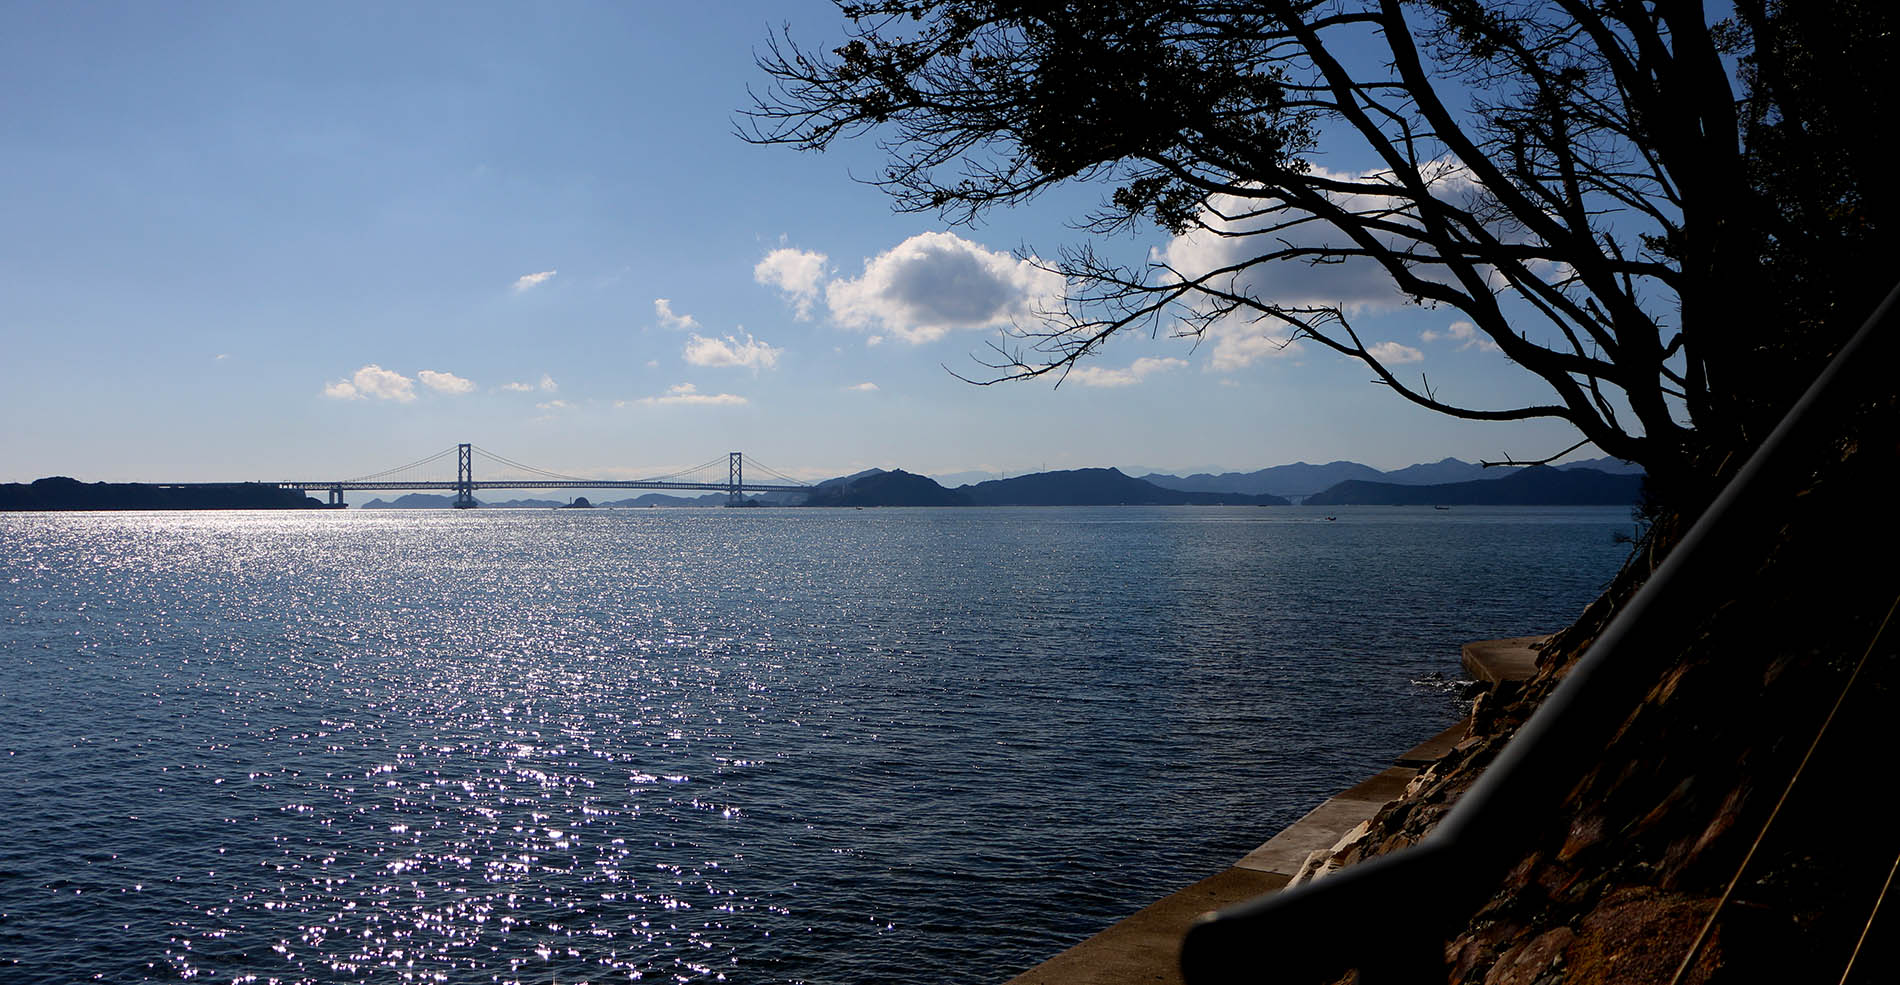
[1303,466,1644,506]
[1138,456,1641,498]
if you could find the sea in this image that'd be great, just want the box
[0,505,1633,984]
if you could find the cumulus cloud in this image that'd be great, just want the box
[536,399,572,411]
[654,298,700,331]
[846,382,879,391]
[1065,356,1189,387]
[322,364,416,402]
[417,369,475,394]
[825,231,1063,344]
[1159,161,1513,361]
[500,381,535,392]
[683,332,782,371]
[754,248,829,319]
[633,383,747,407]
[1420,320,1503,352]
[539,373,558,392]
[513,270,557,292]
[1204,312,1302,371]
[1367,341,1425,364]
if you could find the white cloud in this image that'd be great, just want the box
[633,382,748,407]
[322,364,416,402]
[846,381,879,391]
[754,247,829,319]
[1065,356,1189,387]
[536,399,572,411]
[214,353,229,361]
[1420,320,1503,352]
[682,332,782,371]
[654,298,700,331]
[1160,160,1507,333]
[825,231,1063,343]
[1367,341,1425,364]
[539,373,558,392]
[501,381,535,392]
[1206,313,1302,371]
[513,270,557,292]
[418,369,475,394]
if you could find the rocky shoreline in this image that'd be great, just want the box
[1000,641,1537,985]
[1003,402,1897,984]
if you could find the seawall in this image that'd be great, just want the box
[1001,637,1545,985]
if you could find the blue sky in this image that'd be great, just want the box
[2,1,1604,484]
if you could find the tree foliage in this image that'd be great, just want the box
[744,0,1893,503]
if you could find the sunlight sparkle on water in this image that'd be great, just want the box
[0,507,1629,983]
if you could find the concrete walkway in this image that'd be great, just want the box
[1459,635,1549,683]
[1002,639,1543,985]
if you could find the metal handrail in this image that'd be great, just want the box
[1180,279,1900,983]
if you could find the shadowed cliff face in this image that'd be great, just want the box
[1315,400,1899,983]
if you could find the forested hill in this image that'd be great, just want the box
[1302,466,1644,506]
[799,469,971,507]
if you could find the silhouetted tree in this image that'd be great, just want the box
[745,0,1894,508]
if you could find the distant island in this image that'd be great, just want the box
[4,457,1643,511]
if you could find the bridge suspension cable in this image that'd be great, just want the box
[469,445,597,482]
[741,456,813,486]
[471,446,747,486]
[300,444,812,498]
[343,446,458,483]
[636,455,732,484]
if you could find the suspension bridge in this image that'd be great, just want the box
[272,444,812,508]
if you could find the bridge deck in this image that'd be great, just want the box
[271,480,811,493]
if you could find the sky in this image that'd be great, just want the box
[1,1,1610,485]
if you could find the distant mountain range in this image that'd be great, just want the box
[1304,465,1644,506]
[1135,456,1642,499]
[819,464,1633,508]
[344,455,1645,510]
[2,455,1645,512]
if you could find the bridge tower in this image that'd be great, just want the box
[728,451,743,506]
[454,443,477,509]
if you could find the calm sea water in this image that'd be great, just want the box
[0,506,1630,984]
